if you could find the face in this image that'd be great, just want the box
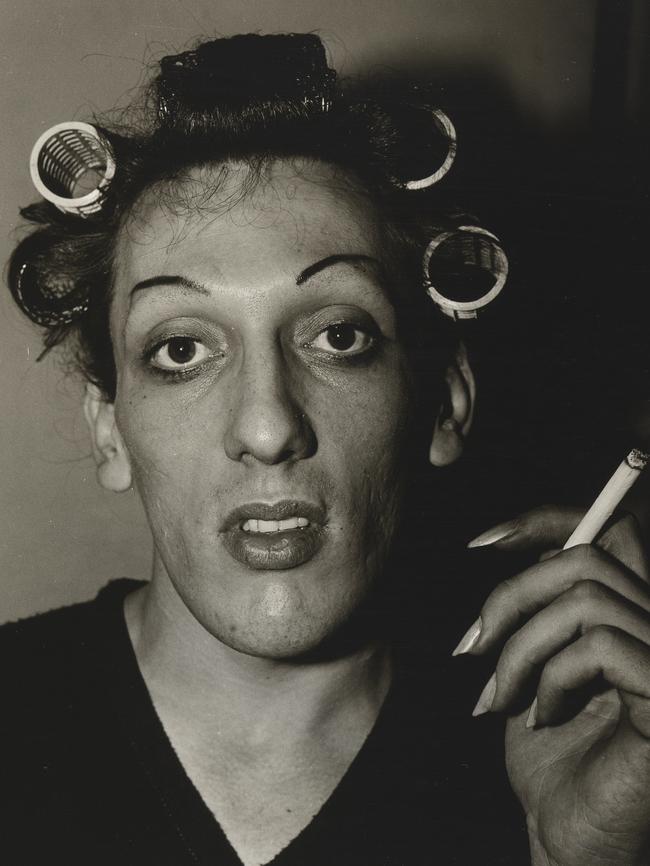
[109,160,416,658]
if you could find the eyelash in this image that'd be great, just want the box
[142,320,379,382]
[305,322,378,360]
[142,335,218,381]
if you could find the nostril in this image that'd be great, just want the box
[223,386,317,464]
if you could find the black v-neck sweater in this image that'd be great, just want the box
[0,580,528,864]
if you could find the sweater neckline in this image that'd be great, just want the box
[92,578,406,866]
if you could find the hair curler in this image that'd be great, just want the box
[29,122,115,217]
[405,109,457,190]
[423,225,508,319]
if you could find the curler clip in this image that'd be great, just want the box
[29,122,115,217]
[405,109,457,190]
[423,226,508,319]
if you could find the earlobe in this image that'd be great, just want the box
[83,384,132,492]
[428,343,476,467]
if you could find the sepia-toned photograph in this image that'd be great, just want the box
[1,1,649,862]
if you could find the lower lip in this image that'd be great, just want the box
[222,524,325,570]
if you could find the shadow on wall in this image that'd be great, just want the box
[363,11,650,544]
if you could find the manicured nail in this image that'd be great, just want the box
[467,524,516,548]
[526,697,538,729]
[452,616,482,656]
[472,672,497,716]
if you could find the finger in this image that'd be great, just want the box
[538,548,561,562]
[491,580,650,711]
[463,544,650,655]
[468,508,650,577]
[597,511,650,582]
[467,505,584,551]
[529,628,650,839]
[534,626,650,737]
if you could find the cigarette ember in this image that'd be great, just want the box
[625,449,649,471]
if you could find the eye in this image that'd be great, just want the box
[310,323,374,355]
[149,336,213,371]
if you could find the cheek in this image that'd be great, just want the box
[314,364,413,472]
[114,384,211,516]
[311,367,414,539]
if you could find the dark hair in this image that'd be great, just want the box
[8,33,472,400]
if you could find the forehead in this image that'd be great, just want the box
[113,160,385,291]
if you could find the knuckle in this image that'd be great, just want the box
[566,543,602,570]
[515,506,551,535]
[539,653,563,691]
[617,510,642,538]
[601,510,644,553]
[485,577,518,614]
[531,504,558,532]
[583,623,621,653]
[568,577,607,606]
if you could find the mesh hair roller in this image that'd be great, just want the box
[9,231,92,328]
[423,226,508,319]
[14,260,89,327]
[29,122,115,217]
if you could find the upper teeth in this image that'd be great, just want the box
[242,517,310,533]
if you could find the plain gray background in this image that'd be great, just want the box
[0,0,640,622]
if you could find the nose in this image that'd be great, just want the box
[223,345,315,465]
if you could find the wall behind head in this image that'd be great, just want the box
[0,0,600,622]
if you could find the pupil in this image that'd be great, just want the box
[327,324,356,351]
[167,337,196,364]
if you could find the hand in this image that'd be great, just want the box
[455,506,650,866]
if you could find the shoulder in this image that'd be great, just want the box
[0,579,140,736]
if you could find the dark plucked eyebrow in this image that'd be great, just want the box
[129,256,381,297]
[296,254,381,285]
[129,275,210,298]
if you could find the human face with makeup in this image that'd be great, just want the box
[85,159,474,660]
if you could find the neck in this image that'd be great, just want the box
[125,570,393,751]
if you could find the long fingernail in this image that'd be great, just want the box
[467,524,517,548]
[472,672,497,716]
[526,697,538,729]
[452,616,482,656]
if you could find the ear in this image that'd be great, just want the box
[429,342,476,467]
[83,384,132,492]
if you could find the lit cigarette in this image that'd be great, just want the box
[563,448,649,549]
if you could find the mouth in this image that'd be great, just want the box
[221,500,327,570]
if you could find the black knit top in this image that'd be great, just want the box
[0,579,528,864]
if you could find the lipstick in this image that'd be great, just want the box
[221,500,327,570]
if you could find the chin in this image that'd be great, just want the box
[201,577,370,660]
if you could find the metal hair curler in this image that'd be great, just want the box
[29,121,115,217]
[423,225,508,319]
[405,109,457,190]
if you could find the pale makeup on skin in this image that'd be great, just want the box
[82,159,473,866]
[108,160,417,659]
